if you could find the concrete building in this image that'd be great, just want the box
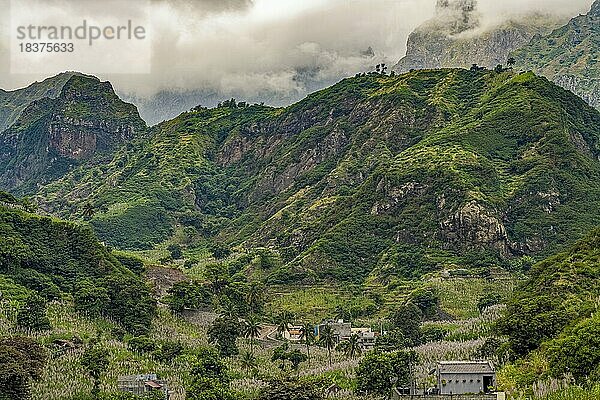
[392,392,504,400]
[351,327,376,350]
[317,320,352,343]
[437,361,496,394]
[282,325,304,342]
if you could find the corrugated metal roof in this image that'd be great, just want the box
[438,361,494,374]
[144,381,162,389]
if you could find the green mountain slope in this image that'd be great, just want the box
[498,227,600,385]
[0,192,155,334]
[0,72,77,133]
[500,227,600,355]
[0,75,146,195]
[35,69,600,283]
[511,0,600,109]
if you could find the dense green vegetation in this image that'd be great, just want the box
[0,336,46,399]
[26,68,600,288]
[498,228,600,393]
[0,198,156,335]
[1,64,600,399]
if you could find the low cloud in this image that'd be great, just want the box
[0,0,594,107]
[0,0,429,99]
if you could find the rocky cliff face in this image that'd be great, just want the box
[48,116,135,160]
[0,75,146,194]
[511,0,600,110]
[554,75,600,110]
[394,0,563,72]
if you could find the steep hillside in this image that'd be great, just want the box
[393,0,563,72]
[38,102,277,249]
[0,192,155,334]
[36,69,600,284]
[0,72,77,133]
[511,0,600,109]
[0,75,146,195]
[498,227,600,386]
[500,227,600,355]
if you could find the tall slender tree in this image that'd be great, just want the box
[340,334,362,359]
[276,310,294,338]
[240,350,257,374]
[246,282,265,315]
[319,325,336,366]
[82,203,95,220]
[299,322,315,361]
[242,315,262,355]
[81,345,109,399]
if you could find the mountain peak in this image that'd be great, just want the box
[0,73,146,194]
[59,74,113,102]
[510,0,600,110]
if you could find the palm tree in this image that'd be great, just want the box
[299,322,315,361]
[246,282,264,315]
[218,298,238,319]
[240,350,257,374]
[242,315,262,355]
[319,325,336,366]
[507,57,516,67]
[334,305,344,321]
[82,203,95,220]
[276,310,294,339]
[342,334,362,359]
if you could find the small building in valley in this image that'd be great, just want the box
[317,320,352,343]
[118,374,169,399]
[351,327,376,350]
[391,361,502,400]
[283,325,305,342]
[438,361,496,394]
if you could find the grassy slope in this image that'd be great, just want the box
[0,200,132,290]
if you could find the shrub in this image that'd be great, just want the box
[477,293,503,313]
[16,293,51,331]
[389,302,423,346]
[356,350,417,396]
[127,336,156,354]
[0,336,46,400]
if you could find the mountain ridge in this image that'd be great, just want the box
[510,0,600,109]
[0,74,146,195]
[393,0,565,73]
[0,72,89,133]
[26,68,600,284]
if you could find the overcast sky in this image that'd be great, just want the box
[0,0,594,103]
